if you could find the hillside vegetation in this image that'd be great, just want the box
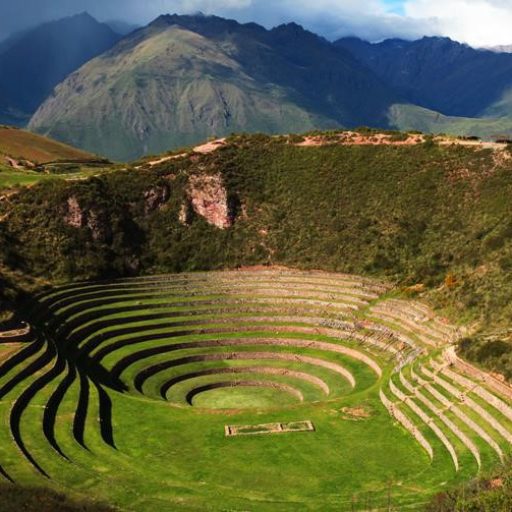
[0,484,115,512]
[426,458,512,511]
[1,132,512,370]
[0,126,113,191]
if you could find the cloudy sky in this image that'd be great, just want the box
[1,0,512,47]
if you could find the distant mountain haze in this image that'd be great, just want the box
[29,14,399,161]
[105,20,140,36]
[336,36,512,119]
[0,12,120,125]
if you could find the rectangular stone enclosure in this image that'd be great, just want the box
[225,420,315,437]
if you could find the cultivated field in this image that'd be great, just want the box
[0,269,510,510]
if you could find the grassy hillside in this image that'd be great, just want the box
[1,133,512,323]
[388,104,512,140]
[483,86,512,121]
[0,126,97,164]
[31,25,335,161]
[0,126,114,191]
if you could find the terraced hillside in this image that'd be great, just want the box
[1,269,511,510]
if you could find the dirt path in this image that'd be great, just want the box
[146,153,187,167]
[142,138,228,168]
[437,139,507,150]
[193,138,226,154]
[141,132,510,169]
[295,132,510,151]
[295,132,424,147]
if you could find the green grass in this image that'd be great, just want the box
[3,270,508,511]
[3,133,512,509]
[3,389,442,510]
[191,385,300,409]
[0,483,115,512]
[0,168,53,189]
[0,165,117,192]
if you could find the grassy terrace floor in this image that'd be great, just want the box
[0,269,510,511]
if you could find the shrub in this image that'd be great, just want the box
[0,485,115,512]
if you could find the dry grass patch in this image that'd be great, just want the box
[340,405,373,421]
[225,420,315,436]
[0,127,95,164]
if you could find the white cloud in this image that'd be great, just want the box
[403,0,512,46]
[183,0,434,42]
[0,0,432,43]
[2,0,512,47]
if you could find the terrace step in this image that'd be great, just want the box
[380,388,433,460]
[421,364,512,444]
[388,378,459,471]
[400,368,481,468]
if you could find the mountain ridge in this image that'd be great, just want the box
[336,35,512,118]
[1,13,509,159]
[28,14,399,160]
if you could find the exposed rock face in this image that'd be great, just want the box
[86,210,111,242]
[143,185,170,215]
[5,157,23,170]
[64,196,111,242]
[4,157,36,170]
[186,173,234,229]
[64,196,85,228]
[179,202,194,226]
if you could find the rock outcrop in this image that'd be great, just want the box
[143,185,170,215]
[186,173,235,229]
[64,196,85,229]
[64,196,111,242]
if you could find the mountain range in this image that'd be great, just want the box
[335,36,512,118]
[0,13,120,126]
[28,15,398,160]
[1,12,512,160]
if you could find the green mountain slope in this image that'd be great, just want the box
[389,104,512,139]
[0,126,111,191]
[338,37,512,139]
[29,15,397,161]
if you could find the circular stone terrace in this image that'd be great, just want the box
[0,269,511,510]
